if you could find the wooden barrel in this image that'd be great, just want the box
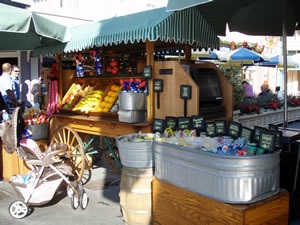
[119,167,153,225]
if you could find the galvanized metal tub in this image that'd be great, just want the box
[116,133,154,168]
[27,123,48,140]
[118,109,147,123]
[118,92,147,110]
[154,140,280,204]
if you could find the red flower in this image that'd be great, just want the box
[242,41,248,48]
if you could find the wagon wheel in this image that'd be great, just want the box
[50,126,85,182]
[101,137,122,174]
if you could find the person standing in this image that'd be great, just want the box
[242,80,254,97]
[11,65,20,102]
[0,63,20,114]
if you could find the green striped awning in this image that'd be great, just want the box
[34,7,219,56]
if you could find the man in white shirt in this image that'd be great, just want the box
[0,63,20,114]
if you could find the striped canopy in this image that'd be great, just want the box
[35,7,219,56]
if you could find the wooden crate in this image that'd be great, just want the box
[153,178,289,225]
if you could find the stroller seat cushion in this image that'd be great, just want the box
[19,139,44,160]
[55,163,73,176]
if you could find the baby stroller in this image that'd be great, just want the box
[0,107,89,219]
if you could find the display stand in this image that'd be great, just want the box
[153,178,289,225]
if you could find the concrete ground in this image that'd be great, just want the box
[0,158,124,225]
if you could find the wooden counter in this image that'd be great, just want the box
[153,178,289,225]
[51,113,152,138]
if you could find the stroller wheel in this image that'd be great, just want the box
[9,200,29,219]
[71,193,80,210]
[80,189,89,210]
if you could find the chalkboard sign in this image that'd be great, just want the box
[259,131,276,152]
[206,122,216,137]
[191,116,204,130]
[253,126,266,144]
[177,117,191,130]
[143,66,152,79]
[215,120,226,136]
[166,117,177,131]
[152,119,165,133]
[240,126,253,142]
[268,124,279,131]
[268,130,282,149]
[228,121,241,139]
[153,79,163,92]
[180,85,192,99]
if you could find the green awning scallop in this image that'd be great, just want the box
[35,7,219,56]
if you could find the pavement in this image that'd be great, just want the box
[0,158,124,225]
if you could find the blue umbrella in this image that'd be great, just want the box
[196,50,219,60]
[259,55,299,68]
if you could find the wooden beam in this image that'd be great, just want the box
[146,39,155,123]
[184,44,192,64]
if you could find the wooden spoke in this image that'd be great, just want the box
[50,126,85,181]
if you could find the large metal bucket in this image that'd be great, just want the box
[118,92,147,110]
[116,133,154,168]
[154,140,280,204]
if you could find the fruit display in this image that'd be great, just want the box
[94,84,122,112]
[72,89,104,113]
[61,84,82,110]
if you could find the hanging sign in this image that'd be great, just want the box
[152,119,165,133]
[215,120,226,136]
[180,85,192,117]
[166,116,177,131]
[177,117,191,130]
[154,79,163,109]
[228,121,241,139]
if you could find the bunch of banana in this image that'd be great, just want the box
[72,89,104,113]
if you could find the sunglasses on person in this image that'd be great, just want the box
[14,70,20,72]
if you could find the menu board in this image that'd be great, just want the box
[143,65,152,79]
[166,117,177,131]
[259,131,276,152]
[268,130,282,149]
[191,116,205,130]
[178,117,191,130]
[152,119,165,132]
[253,126,266,143]
[215,120,226,136]
[206,122,216,137]
[240,126,253,141]
[228,121,241,139]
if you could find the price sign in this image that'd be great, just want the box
[259,131,276,152]
[191,116,204,130]
[177,117,191,130]
[180,85,192,99]
[268,130,282,149]
[152,119,165,133]
[154,79,163,109]
[206,122,216,137]
[240,126,253,142]
[143,66,152,79]
[268,124,279,131]
[215,120,226,136]
[228,121,241,139]
[166,117,177,131]
[253,126,266,144]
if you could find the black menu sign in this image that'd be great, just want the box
[153,79,163,92]
[259,131,276,152]
[240,126,253,142]
[215,120,226,136]
[268,124,279,131]
[152,119,165,133]
[268,130,282,149]
[143,66,152,79]
[166,117,177,131]
[177,117,191,130]
[228,121,241,139]
[180,85,192,99]
[253,126,266,144]
[206,122,216,137]
[191,116,204,130]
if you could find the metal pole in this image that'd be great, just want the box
[283,0,288,128]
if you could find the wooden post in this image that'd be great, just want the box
[56,53,63,103]
[184,44,192,64]
[146,39,154,123]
